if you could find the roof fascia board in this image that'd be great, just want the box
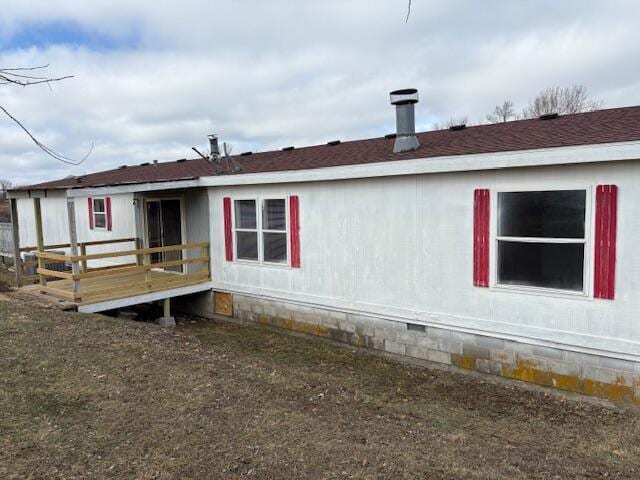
[7,188,66,199]
[66,179,199,198]
[198,140,640,187]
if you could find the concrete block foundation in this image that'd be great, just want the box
[229,294,640,405]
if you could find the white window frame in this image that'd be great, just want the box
[261,197,290,266]
[232,196,290,267]
[233,197,260,263]
[92,197,108,231]
[490,185,593,298]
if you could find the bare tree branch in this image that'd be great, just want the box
[0,64,92,165]
[432,115,469,130]
[0,64,73,87]
[522,85,603,118]
[0,178,13,199]
[406,0,412,22]
[0,64,53,71]
[485,86,603,124]
[0,105,93,166]
[486,100,517,123]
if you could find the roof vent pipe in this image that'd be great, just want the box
[208,134,220,162]
[390,88,420,153]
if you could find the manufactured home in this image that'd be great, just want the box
[8,89,640,404]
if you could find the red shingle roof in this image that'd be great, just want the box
[17,106,640,191]
[20,159,216,191]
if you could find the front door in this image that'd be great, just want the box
[146,199,183,273]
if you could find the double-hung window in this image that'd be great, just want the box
[234,198,288,264]
[262,199,287,263]
[496,189,587,293]
[234,200,259,261]
[92,198,107,229]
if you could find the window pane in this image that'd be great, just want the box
[236,231,258,260]
[235,200,256,229]
[263,199,286,231]
[498,240,584,291]
[263,232,287,263]
[94,213,107,229]
[498,190,585,238]
[93,198,105,213]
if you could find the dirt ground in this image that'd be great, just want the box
[1,267,639,479]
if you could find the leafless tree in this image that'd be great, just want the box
[0,179,13,199]
[433,115,469,130]
[406,0,412,22]
[0,64,92,165]
[522,85,603,118]
[486,100,517,123]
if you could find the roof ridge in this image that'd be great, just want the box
[13,103,640,191]
[229,105,640,157]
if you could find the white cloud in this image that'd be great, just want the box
[1,0,640,185]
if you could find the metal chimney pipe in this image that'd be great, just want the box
[390,88,420,153]
[208,134,220,162]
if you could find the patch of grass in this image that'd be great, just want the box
[1,266,640,479]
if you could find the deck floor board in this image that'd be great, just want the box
[21,269,209,306]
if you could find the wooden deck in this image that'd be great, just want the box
[21,269,210,306]
[17,238,211,311]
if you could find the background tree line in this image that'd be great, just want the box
[436,84,603,129]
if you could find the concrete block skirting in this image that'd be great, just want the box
[228,294,640,406]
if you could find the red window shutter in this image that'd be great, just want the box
[88,197,94,230]
[594,185,618,299]
[223,197,233,261]
[106,197,112,231]
[289,195,300,268]
[473,189,490,287]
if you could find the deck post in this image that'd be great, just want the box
[80,243,88,272]
[202,244,210,279]
[143,252,151,289]
[9,198,23,287]
[156,297,176,327]
[66,198,81,301]
[135,238,143,266]
[133,194,145,266]
[33,197,46,287]
[164,297,171,318]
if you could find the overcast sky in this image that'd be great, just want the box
[1,0,640,185]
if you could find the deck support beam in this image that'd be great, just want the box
[66,198,81,300]
[133,193,145,266]
[164,297,171,318]
[10,198,23,287]
[33,197,46,287]
[156,297,176,327]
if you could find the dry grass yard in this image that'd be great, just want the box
[1,267,640,479]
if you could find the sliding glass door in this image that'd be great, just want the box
[145,199,184,273]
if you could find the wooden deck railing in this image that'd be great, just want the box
[19,238,138,284]
[29,239,210,303]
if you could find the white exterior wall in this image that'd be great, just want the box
[17,193,136,265]
[183,188,211,274]
[209,160,640,361]
[17,196,70,247]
